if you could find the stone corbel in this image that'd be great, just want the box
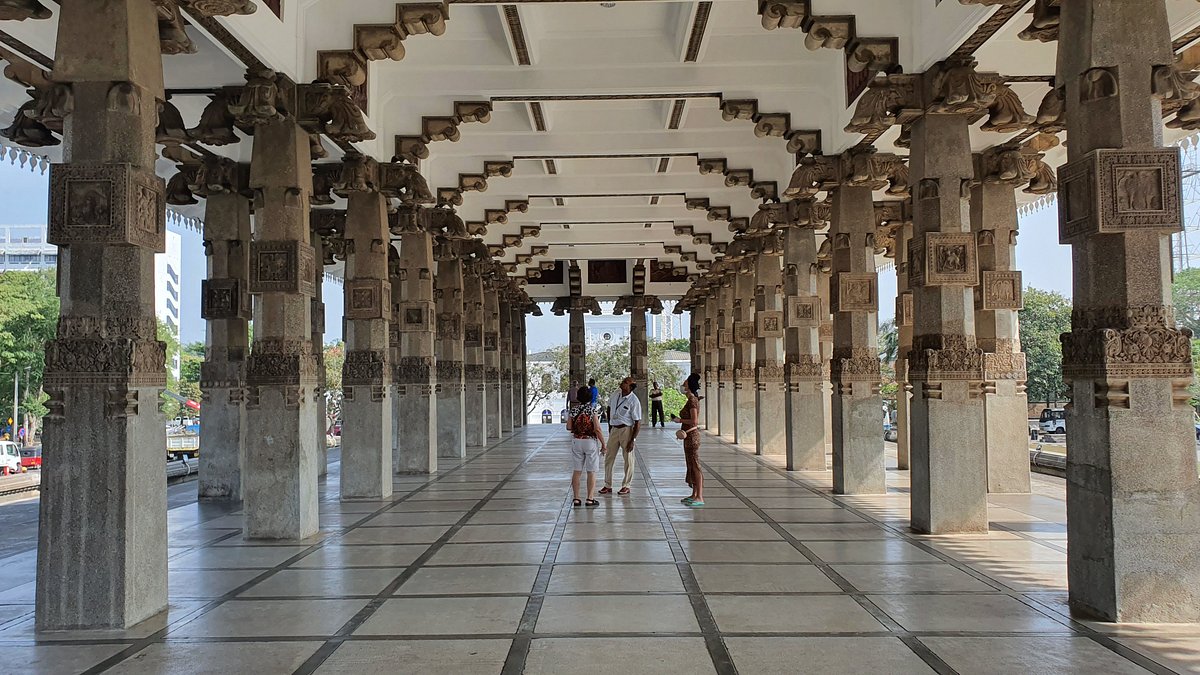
[422,116,460,142]
[981,83,1035,132]
[976,140,1058,195]
[379,161,434,204]
[297,82,377,144]
[228,70,292,128]
[753,112,790,138]
[786,129,822,156]
[318,52,367,89]
[927,57,1000,116]
[698,157,727,175]
[1034,85,1065,133]
[484,161,514,178]
[437,187,464,207]
[189,92,239,146]
[0,89,58,148]
[181,0,257,16]
[394,136,430,164]
[707,206,732,222]
[751,181,779,201]
[0,0,51,20]
[783,154,838,199]
[311,164,340,205]
[844,74,920,135]
[356,24,406,62]
[398,3,450,37]
[720,99,757,122]
[155,0,197,55]
[725,169,754,188]
[685,197,710,211]
[847,37,899,75]
[454,101,492,124]
[804,15,853,51]
[459,174,488,192]
[1017,0,1059,43]
[332,150,380,196]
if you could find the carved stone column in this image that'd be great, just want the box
[754,234,786,456]
[311,230,328,477]
[703,292,720,429]
[716,276,736,441]
[969,170,1031,494]
[1058,0,1200,622]
[510,303,525,427]
[818,268,835,451]
[783,220,827,470]
[339,184,393,498]
[568,307,587,394]
[37,0,168,630]
[484,274,503,438]
[243,117,320,540]
[435,239,466,459]
[732,258,757,448]
[392,205,437,473]
[691,303,707,427]
[894,219,914,471]
[198,164,251,501]
[629,303,649,420]
[463,255,488,447]
[829,184,885,495]
[498,297,514,434]
[908,63,990,533]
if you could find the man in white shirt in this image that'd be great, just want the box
[599,376,642,495]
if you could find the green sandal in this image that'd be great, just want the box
[687,499,705,507]
[681,496,695,504]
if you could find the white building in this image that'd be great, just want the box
[0,224,57,271]
[155,231,183,380]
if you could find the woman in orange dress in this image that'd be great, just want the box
[673,372,704,507]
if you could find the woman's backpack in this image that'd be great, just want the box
[572,406,596,438]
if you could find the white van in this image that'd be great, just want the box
[1039,408,1066,435]
[0,442,23,475]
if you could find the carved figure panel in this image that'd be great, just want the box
[464,324,482,347]
[756,311,785,338]
[734,321,756,344]
[249,240,316,295]
[437,312,462,340]
[397,301,434,332]
[201,278,250,321]
[718,328,732,349]
[345,279,390,320]
[787,296,821,327]
[835,273,877,313]
[921,233,977,286]
[49,164,166,252]
[896,292,913,327]
[980,271,1023,311]
[1059,148,1182,243]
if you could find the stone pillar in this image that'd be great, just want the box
[703,294,719,429]
[568,308,587,394]
[691,304,707,427]
[392,206,437,474]
[435,240,466,459]
[463,261,488,447]
[732,262,757,447]
[784,222,828,470]
[829,184,885,495]
[340,189,393,498]
[510,304,526,427]
[198,180,251,500]
[1058,0,1200,622]
[243,117,320,540]
[630,305,649,420]
[716,277,736,441]
[754,238,786,456]
[969,177,1031,494]
[37,0,168,630]
[498,299,514,434]
[484,279,502,438]
[311,232,328,477]
[908,93,988,533]
[818,270,835,451]
[894,220,914,471]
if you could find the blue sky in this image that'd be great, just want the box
[0,161,1073,351]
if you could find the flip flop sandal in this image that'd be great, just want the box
[573,499,582,507]
[585,499,601,507]
[681,497,695,504]
[687,500,705,507]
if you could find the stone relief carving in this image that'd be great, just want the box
[343,349,388,386]
[248,241,317,296]
[980,271,1023,311]
[1059,148,1182,244]
[228,70,287,127]
[835,273,877,312]
[345,279,390,320]
[831,348,881,382]
[919,233,977,286]
[49,163,166,252]
[201,278,250,321]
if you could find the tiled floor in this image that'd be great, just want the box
[2,425,1199,673]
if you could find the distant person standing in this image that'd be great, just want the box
[600,377,642,496]
[649,381,664,428]
[566,380,579,407]
[588,378,599,411]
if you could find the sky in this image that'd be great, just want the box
[0,160,1074,350]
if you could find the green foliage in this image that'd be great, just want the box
[525,338,685,414]
[180,342,204,385]
[660,338,691,353]
[1174,268,1200,335]
[0,271,58,425]
[324,341,344,393]
[158,318,181,418]
[1020,287,1072,405]
[878,319,898,364]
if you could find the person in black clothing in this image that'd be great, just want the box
[649,381,665,427]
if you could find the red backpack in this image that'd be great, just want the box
[572,406,596,438]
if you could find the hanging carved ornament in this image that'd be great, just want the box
[844,75,915,135]
[0,0,50,20]
[185,0,258,16]
[156,98,190,146]
[188,93,239,146]
[981,84,1034,133]
[804,16,852,51]
[379,162,434,204]
[332,151,379,195]
[783,155,836,199]
[318,52,367,88]
[929,58,999,115]
[29,84,72,133]
[430,207,469,240]
[166,171,198,206]
[0,100,57,148]
[228,70,287,127]
[1018,0,1059,43]
[1152,63,1200,111]
[155,0,197,55]
[1034,86,1065,134]
[1169,99,1200,131]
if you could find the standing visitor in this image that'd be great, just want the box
[649,381,664,428]
[672,373,704,506]
[600,376,642,495]
[588,378,599,412]
[567,385,604,507]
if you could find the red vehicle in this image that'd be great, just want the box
[19,446,41,469]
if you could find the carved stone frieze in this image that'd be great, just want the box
[393,356,435,384]
[246,339,318,386]
[48,163,166,252]
[833,273,877,313]
[249,240,317,296]
[978,270,1023,311]
[201,278,251,321]
[345,279,390,320]
[343,349,389,386]
[1058,148,1183,244]
[786,355,826,382]
[830,348,882,382]
[984,351,1028,382]
[907,334,984,381]
[1061,322,1193,381]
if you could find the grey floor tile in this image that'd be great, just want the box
[546,564,685,593]
[239,568,400,597]
[832,563,996,593]
[108,641,321,674]
[682,541,809,563]
[726,637,935,674]
[426,542,549,565]
[341,525,452,545]
[869,594,1067,633]
[450,524,557,543]
[169,545,310,569]
[801,540,940,564]
[535,594,698,634]
[398,565,539,595]
[0,645,128,675]
[170,599,369,637]
[525,638,715,674]
[355,596,528,635]
[315,639,512,674]
[923,637,1151,675]
[292,545,428,568]
[692,564,841,593]
[707,595,886,633]
[555,540,675,563]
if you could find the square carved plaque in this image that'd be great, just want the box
[756,310,785,338]
[49,163,166,252]
[484,332,499,351]
[1059,148,1182,244]
[201,278,249,321]
[922,232,977,286]
[345,279,389,320]
[835,273,877,312]
[249,240,316,295]
[437,312,462,339]
[980,270,1023,310]
[718,328,731,349]
[704,336,717,352]
[734,320,756,343]
[464,325,482,347]
[569,342,583,356]
[788,296,821,328]
[397,301,433,331]
[896,292,913,327]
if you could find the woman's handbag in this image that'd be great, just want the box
[675,428,688,440]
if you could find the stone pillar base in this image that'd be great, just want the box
[832,384,886,495]
[395,381,437,474]
[785,379,827,471]
[465,378,487,447]
[718,385,735,441]
[198,386,244,501]
[1067,377,1200,622]
[36,384,168,631]
[755,380,785,456]
[437,376,466,459]
[341,387,393,500]
[244,388,320,540]
[910,380,988,534]
[984,382,1031,494]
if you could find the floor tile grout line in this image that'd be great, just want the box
[988,521,1069,554]
[700,433,1184,675]
[637,449,738,675]
[697,457,958,675]
[290,432,558,675]
[80,433,524,675]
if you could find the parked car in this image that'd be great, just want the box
[0,442,23,475]
[883,422,898,443]
[19,446,40,469]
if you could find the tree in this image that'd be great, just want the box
[878,319,898,364]
[660,338,691,352]
[1020,287,1072,405]
[180,342,204,386]
[1174,267,1200,335]
[157,318,182,419]
[526,344,568,416]
[524,338,685,415]
[0,270,58,430]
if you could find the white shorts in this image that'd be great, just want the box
[571,437,601,472]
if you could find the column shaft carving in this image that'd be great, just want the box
[393,206,437,473]
[716,277,736,440]
[498,299,514,433]
[484,280,502,438]
[463,263,488,446]
[732,261,757,447]
[783,225,828,470]
[754,244,786,456]
[568,309,587,394]
[435,241,466,459]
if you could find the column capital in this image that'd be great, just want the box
[973,138,1058,195]
[613,295,664,315]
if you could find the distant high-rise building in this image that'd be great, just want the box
[155,231,183,380]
